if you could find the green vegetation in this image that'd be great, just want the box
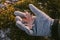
[0,0,60,40]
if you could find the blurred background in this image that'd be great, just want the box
[0,0,60,40]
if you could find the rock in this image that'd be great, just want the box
[0,4,6,8]
[0,28,11,40]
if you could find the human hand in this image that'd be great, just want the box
[14,11,35,29]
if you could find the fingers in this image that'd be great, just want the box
[29,4,52,19]
[16,21,33,35]
[15,16,22,21]
[16,20,32,30]
[14,11,26,18]
[29,4,40,16]
[15,11,34,34]
[16,21,26,31]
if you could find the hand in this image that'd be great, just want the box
[15,10,35,29]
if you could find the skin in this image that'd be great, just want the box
[21,11,36,29]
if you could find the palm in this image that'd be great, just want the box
[25,11,34,25]
[23,11,34,29]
